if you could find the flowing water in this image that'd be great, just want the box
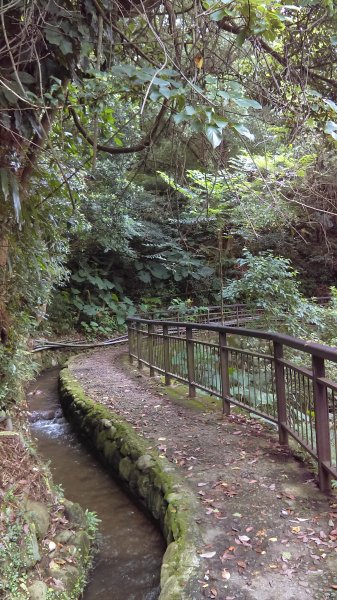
[28,368,165,600]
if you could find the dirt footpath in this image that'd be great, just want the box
[69,346,337,600]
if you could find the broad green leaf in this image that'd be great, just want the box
[150,91,161,101]
[11,71,35,85]
[210,9,227,21]
[10,173,21,223]
[307,88,322,98]
[213,117,228,130]
[324,120,337,134]
[185,105,196,116]
[233,124,255,141]
[205,125,222,148]
[233,98,262,109]
[0,169,9,202]
[45,29,72,55]
[198,265,215,277]
[173,112,187,125]
[323,98,337,113]
[236,31,247,47]
[148,263,170,279]
[137,270,151,283]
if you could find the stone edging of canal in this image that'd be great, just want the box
[59,358,202,600]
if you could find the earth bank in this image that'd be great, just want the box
[0,350,96,600]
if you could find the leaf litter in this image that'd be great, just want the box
[70,346,337,599]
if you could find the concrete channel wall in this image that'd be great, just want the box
[59,361,202,600]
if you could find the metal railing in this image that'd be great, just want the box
[137,297,331,328]
[127,316,337,492]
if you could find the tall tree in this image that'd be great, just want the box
[0,0,336,348]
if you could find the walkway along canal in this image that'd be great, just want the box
[28,367,165,600]
[128,317,337,492]
[66,345,337,599]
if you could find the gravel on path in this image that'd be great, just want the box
[69,346,337,600]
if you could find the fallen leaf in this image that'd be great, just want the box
[282,552,292,562]
[256,529,267,537]
[199,551,216,558]
[291,526,301,534]
[238,535,250,543]
[221,568,231,580]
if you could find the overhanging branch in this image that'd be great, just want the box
[69,99,169,155]
[218,19,337,92]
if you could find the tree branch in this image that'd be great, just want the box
[217,18,337,92]
[91,0,159,67]
[20,108,57,190]
[69,99,169,155]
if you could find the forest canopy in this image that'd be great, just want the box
[1,0,337,404]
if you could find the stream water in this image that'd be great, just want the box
[28,368,165,600]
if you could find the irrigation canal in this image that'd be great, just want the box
[28,367,165,600]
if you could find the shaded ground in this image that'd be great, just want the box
[69,346,337,600]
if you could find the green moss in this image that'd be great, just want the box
[119,456,133,481]
[59,364,202,600]
[122,354,221,412]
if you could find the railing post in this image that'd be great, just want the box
[236,305,239,326]
[163,324,171,386]
[273,341,289,446]
[148,323,155,377]
[136,322,143,370]
[219,331,230,415]
[186,326,196,398]
[128,322,133,364]
[312,355,331,492]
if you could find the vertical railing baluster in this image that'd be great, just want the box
[163,324,171,386]
[312,355,331,492]
[273,341,288,446]
[128,322,133,364]
[136,322,143,370]
[148,323,155,377]
[219,331,230,415]
[186,326,196,398]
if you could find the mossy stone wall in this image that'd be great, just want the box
[59,363,202,600]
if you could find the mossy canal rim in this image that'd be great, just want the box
[59,357,202,600]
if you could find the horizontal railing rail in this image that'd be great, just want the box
[127,316,337,492]
[136,297,331,327]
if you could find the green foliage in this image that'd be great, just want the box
[160,144,316,240]
[68,261,136,334]
[84,509,101,540]
[112,65,261,148]
[0,491,30,598]
[223,250,326,337]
